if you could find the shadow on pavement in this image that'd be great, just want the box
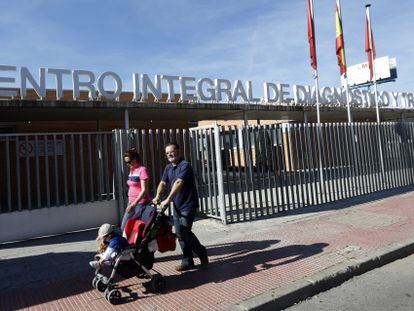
[162,240,329,293]
[0,250,96,311]
[0,229,97,250]
[0,251,96,292]
[0,239,328,310]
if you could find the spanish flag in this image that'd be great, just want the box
[335,0,346,75]
[365,5,376,81]
[307,0,317,70]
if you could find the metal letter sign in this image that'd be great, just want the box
[0,64,412,109]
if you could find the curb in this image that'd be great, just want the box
[228,238,414,311]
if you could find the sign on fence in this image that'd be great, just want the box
[18,140,64,157]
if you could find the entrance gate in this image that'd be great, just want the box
[112,128,193,219]
[194,122,414,224]
[112,127,227,221]
[189,125,226,222]
[2,122,414,242]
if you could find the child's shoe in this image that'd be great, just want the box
[89,260,100,270]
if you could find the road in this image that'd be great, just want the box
[286,254,414,311]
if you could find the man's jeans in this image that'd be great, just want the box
[173,208,207,266]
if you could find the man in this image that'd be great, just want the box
[152,142,208,271]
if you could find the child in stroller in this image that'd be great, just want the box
[89,223,129,269]
[90,204,176,304]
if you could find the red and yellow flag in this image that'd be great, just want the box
[365,5,376,81]
[335,0,346,75]
[307,0,317,70]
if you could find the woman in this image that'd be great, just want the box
[121,148,151,231]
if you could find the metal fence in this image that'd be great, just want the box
[189,125,225,221]
[190,122,414,223]
[112,128,192,216]
[114,127,226,220]
[0,128,192,216]
[0,132,114,213]
[2,122,414,226]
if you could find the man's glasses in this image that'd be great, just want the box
[125,160,132,165]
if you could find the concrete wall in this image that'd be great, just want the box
[0,200,119,243]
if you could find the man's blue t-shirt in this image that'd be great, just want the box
[161,158,199,212]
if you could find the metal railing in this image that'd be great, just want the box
[208,122,414,223]
[112,128,192,217]
[2,122,414,226]
[0,132,114,213]
[189,125,225,221]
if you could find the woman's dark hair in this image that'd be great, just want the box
[124,148,141,162]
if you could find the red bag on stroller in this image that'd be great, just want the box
[155,219,176,252]
[123,205,176,253]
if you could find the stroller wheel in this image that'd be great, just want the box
[104,287,111,301]
[96,277,108,292]
[92,276,99,289]
[151,274,166,292]
[106,289,121,305]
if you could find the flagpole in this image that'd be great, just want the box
[344,75,352,123]
[314,70,321,124]
[366,4,385,176]
[313,70,325,200]
[366,5,380,123]
[315,75,326,195]
[336,0,357,196]
[307,0,321,124]
[308,0,324,192]
[336,0,352,123]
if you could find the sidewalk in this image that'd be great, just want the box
[1,187,414,311]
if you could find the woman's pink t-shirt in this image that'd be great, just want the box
[126,165,151,204]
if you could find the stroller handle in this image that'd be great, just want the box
[152,203,169,215]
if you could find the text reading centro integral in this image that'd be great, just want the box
[0,65,412,109]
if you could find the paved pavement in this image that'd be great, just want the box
[1,187,414,311]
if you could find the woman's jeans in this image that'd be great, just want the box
[120,202,146,231]
[173,208,207,266]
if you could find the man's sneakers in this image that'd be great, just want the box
[175,255,209,272]
[175,262,195,272]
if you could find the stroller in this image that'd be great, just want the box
[91,204,176,304]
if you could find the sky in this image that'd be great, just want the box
[0,0,413,97]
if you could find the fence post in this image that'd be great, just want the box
[213,125,227,224]
[112,129,126,224]
[316,123,325,201]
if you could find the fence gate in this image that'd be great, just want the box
[112,128,194,218]
[190,125,226,223]
[209,122,414,224]
[0,131,117,243]
[114,126,227,222]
